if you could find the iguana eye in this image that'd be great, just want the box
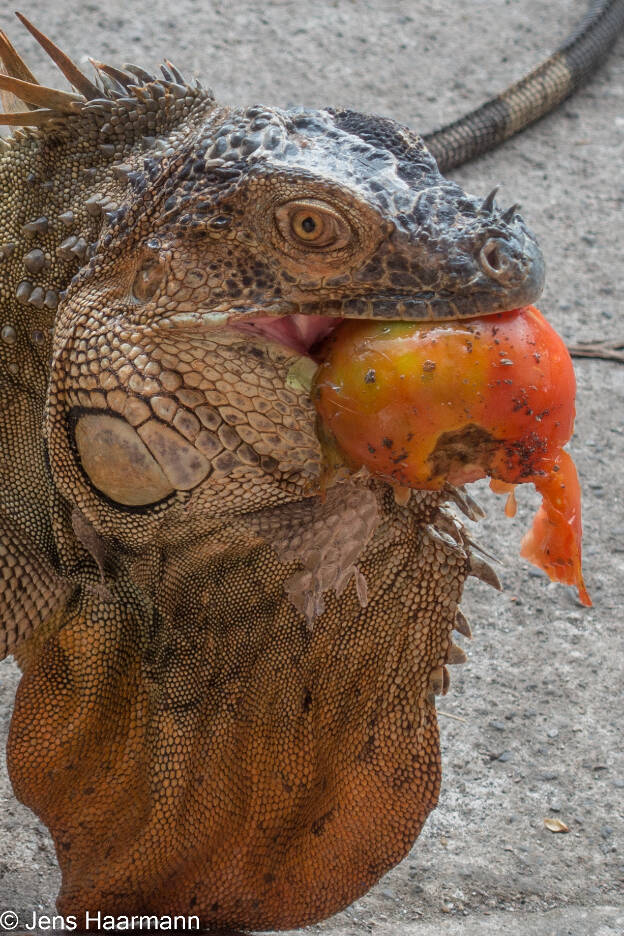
[293,212,320,240]
[275,200,351,250]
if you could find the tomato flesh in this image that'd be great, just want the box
[313,306,590,605]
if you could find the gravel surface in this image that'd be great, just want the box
[0,1,622,933]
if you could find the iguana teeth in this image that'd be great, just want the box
[446,643,467,665]
[468,554,502,591]
[454,609,472,639]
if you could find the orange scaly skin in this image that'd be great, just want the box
[314,306,590,604]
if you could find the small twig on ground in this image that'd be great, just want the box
[568,340,624,363]
[437,711,467,723]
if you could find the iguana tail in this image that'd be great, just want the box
[424,0,624,171]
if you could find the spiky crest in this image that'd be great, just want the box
[14,12,101,100]
[0,13,213,139]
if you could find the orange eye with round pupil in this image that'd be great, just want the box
[292,210,323,241]
[275,200,352,250]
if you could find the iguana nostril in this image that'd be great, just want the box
[479,238,510,280]
[476,233,544,303]
[481,240,501,271]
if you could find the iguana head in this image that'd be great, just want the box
[37,88,543,536]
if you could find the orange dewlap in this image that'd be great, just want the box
[313,306,590,605]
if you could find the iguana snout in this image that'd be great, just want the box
[373,180,546,319]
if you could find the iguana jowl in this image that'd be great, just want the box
[0,3,621,929]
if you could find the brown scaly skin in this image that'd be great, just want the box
[0,8,614,929]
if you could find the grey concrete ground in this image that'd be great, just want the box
[0,0,622,933]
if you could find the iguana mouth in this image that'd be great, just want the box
[228,295,528,358]
[232,313,342,357]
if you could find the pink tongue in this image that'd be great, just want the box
[232,314,340,355]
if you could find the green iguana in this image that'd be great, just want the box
[0,1,621,929]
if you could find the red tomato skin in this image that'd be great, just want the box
[314,306,589,606]
[314,306,576,489]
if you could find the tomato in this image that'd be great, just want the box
[313,306,590,605]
